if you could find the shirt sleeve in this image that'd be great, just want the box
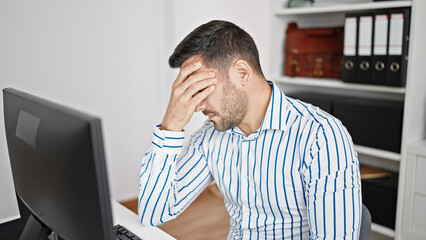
[138,123,213,226]
[302,119,362,239]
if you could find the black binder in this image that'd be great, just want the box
[356,13,374,84]
[372,11,389,85]
[386,8,411,87]
[342,13,358,83]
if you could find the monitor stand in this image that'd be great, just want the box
[19,215,51,240]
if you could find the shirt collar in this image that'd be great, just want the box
[259,80,288,132]
[226,80,288,137]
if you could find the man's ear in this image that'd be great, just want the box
[234,60,250,86]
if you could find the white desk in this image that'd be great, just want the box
[112,200,175,240]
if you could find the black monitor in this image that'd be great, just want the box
[3,88,115,240]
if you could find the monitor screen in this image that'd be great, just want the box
[3,88,115,240]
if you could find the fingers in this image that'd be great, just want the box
[190,85,215,109]
[173,70,216,102]
[174,62,202,86]
[180,70,215,91]
[184,77,217,100]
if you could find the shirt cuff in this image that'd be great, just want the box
[151,125,185,154]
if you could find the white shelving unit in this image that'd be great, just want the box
[372,223,396,238]
[270,0,426,239]
[398,140,426,240]
[275,76,406,94]
[274,1,412,15]
[355,145,401,162]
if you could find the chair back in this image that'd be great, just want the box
[360,204,372,240]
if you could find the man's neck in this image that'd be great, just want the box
[238,78,272,136]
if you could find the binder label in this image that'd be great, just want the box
[389,13,404,55]
[344,17,357,56]
[358,16,373,56]
[374,15,389,55]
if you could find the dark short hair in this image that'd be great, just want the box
[169,20,264,77]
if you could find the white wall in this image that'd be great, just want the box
[0,0,271,222]
[0,0,171,221]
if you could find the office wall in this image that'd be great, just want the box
[0,0,271,222]
[0,0,172,221]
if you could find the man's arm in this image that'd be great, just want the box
[302,119,362,239]
[138,123,213,226]
[138,61,217,226]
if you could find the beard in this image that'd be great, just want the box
[203,80,249,131]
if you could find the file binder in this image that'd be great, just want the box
[342,13,358,83]
[372,11,389,85]
[357,14,374,84]
[386,8,411,87]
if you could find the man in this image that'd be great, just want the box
[138,20,362,239]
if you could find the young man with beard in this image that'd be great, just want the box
[138,20,362,239]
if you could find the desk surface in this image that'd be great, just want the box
[112,200,175,240]
[0,200,173,240]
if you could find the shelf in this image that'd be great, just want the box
[355,145,401,161]
[407,139,426,155]
[371,223,395,238]
[274,76,406,94]
[274,1,412,15]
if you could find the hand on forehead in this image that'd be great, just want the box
[182,55,217,76]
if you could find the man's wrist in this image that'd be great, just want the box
[159,122,183,132]
[153,125,185,154]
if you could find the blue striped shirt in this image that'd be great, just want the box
[139,81,362,239]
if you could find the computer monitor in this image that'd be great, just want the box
[3,88,115,240]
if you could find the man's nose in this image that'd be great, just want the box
[195,102,206,112]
